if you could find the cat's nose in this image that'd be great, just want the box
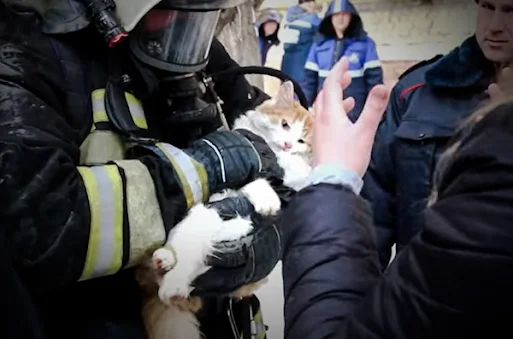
[283,142,293,150]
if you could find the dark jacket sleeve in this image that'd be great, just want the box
[0,23,219,294]
[206,38,270,126]
[282,184,382,338]
[360,85,401,268]
[283,102,513,339]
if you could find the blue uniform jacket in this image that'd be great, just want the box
[302,0,383,120]
[279,5,321,84]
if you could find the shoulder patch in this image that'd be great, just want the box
[399,54,444,80]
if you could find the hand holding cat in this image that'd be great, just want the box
[312,56,390,177]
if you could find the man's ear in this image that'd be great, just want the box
[274,81,295,108]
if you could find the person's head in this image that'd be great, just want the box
[299,0,317,13]
[257,9,281,41]
[114,0,245,74]
[318,0,362,39]
[475,0,513,65]
[263,20,279,37]
[331,11,352,34]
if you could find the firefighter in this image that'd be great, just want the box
[0,0,285,338]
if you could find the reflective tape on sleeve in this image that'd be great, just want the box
[156,143,209,208]
[125,92,148,129]
[77,165,124,281]
[305,61,320,72]
[252,308,267,339]
[90,89,148,130]
[114,160,166,266]
[364,60,382,70]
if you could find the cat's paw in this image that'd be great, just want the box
[152,247,177,273]
[158,267,194,303]
[212,216,254,242]
[241,178,281,216]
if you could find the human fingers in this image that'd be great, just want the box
[488,83,503,101]
[320,57,350,122]
[501,66,513,81]
[313,89,323,120]
[356,84,390,135]
[343,97,355,113]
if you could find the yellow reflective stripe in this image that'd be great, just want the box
[92,89,105,101]
[193,161,209,205]
[156,143,209,208]
[93,111,109,124]
[114,160,166,266]
[125,92,148,129]
[90,88,148,129]
[253,308,266,339]
[77,165,124,281]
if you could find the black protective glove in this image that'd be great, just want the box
[186,129,284,194]
[190,185,296,297]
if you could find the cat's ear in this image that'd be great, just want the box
[274,81,295,108]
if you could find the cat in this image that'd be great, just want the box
[136,81,313,339]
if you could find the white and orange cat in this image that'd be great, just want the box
[136,81,313,339]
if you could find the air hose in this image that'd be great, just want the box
[207,66,309,109]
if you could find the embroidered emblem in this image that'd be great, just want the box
[348,52,360,64]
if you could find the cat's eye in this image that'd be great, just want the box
[298,139,305,144]
[281,120,290,130]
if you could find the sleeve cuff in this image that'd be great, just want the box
[301,163,363,195]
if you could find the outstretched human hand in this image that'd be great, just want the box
[488,66,513,101]
[312,57,390,177]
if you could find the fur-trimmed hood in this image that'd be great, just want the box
[425,35,494,89]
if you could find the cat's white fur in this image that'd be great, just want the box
[148,81,312,338]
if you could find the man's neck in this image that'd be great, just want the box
[335,30,344,39]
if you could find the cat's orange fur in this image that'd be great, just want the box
[257,97,313,149]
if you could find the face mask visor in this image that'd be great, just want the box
[130,8,220,73]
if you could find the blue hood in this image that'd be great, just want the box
[317,0,366,42]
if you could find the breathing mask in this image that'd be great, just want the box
[80,0,308,137]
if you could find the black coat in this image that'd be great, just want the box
[281,101,513,338]
[361,36,494,268]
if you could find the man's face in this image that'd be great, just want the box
[263,21,278,36]
[476,0,513,64]
[331,12,352,33]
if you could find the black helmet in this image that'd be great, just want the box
[158,0,246,10]
[114,0,246,31]
[123,0,247,73]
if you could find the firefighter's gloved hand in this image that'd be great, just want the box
[190,185,295,297]
[190,197,283,297]
[186,130,284,194]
